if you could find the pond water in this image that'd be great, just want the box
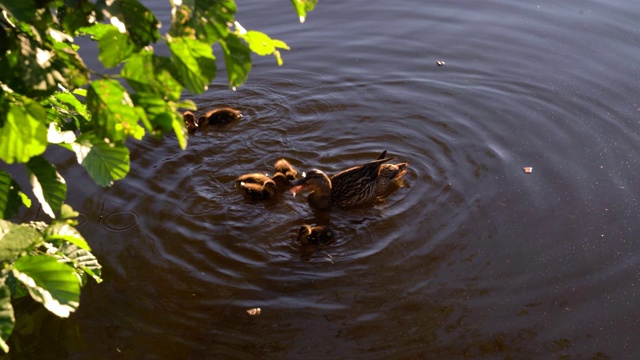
[9,0,640,358]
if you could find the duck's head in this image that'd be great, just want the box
[380,163,409,180]
[289,169,331,196]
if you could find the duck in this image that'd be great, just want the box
[239,179,277,200]
[274,159,298,181]
[197,107,242,128]
[183,111,198,134]
[290,157,392,210]
[297,225,334,245]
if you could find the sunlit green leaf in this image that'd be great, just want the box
[87,79,144,142]
[0,220,40,263]
[171,111,188,150]
[57,242,102,285]
[73,137,130,187]
[97,27,136,68]
[220,33,251,88]
[167,36,217,94]
[290,0,317,23]
[122,51,183,101]
[98,0,160,47]
[59,204,79,221]
[169,0,236,43]
[44,222,90,251]
[0,285,14,353]
[0,103,48,164]
[12,255,80,318]
[26,157,67,219]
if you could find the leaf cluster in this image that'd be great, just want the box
[0,0,315,354]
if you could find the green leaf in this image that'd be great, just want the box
[87,79,144,142]
[171,111,188,150]
[0,103,48,164]
[12,255,80,318]
[26,156,67,219]
[122,51,183,101]
[98,0,160,47]
[59,204,79,221]
[243,31,276,56]
[0,170,28,220]
[0,220,40,263]
[169,0,236,43]
[73,137,130,187]
[0,285,14,353]
[97,26,136,68]
[291,0,317,23]
[0,32,88,96]
[167,36,217,94]
[241,31,290,66]
[220,33,251,88]
[0,0,37,23]
[56,242,102,285]
[44,222,90,251]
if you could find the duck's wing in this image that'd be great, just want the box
[330,158,392,206]
[376,150,387,160]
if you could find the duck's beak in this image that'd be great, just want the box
[289,178,307,195]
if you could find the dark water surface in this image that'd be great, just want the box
[9,0,640,358]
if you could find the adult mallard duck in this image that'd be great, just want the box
[198,107,242,127]
[290,157,392,210]
[297,225,334,245]
[183,111,198,134]
[239,179,277,200]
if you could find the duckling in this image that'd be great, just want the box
[183,111,198,134]
[271,172,291,188]
[274,159,298,181]
[197,107,242,128]
[239,179,277,200]
[297,224,335,245]
[235,173,272,185]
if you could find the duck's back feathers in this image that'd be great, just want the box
[329,158,392,208]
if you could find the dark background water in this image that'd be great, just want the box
[5,0,640,358]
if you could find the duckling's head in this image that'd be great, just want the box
[183,111,197,133]
[297,225,334,245]
[289,169,331,196]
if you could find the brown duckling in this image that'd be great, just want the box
[235,173,272,185]
[297,224,334,245]
[290,157,392,210]
[239,179,277,200]
[274,159,298,181]
[271,172,291,188]
[197,107,242,128]
[183,111,198,134]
